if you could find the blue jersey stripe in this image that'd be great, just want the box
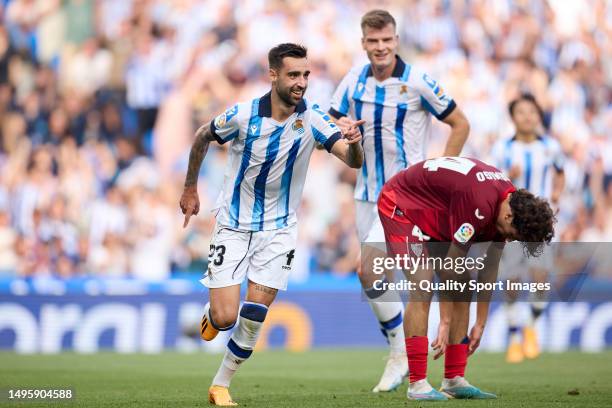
[252,124,284,230]
[353,65,369,201]
[401,63,411,81]
[374,86,386,197]
[311,126,328,145]
[504,139,513,169]
[339,88,350,115]
[524,150,532,191]
[230,99,261,228]
[276,138,302,228]
[420,96,437,116]
[395,103,408,169]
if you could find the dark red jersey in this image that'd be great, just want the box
[378,157,516,245]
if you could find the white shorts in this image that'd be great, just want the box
[355,200,385,243]
[200,223,298,291]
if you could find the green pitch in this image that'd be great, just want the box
[2,350,611,407]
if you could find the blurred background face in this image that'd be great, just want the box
[271,56,309,107]
[511,99,541,135]
[361,23,398,72]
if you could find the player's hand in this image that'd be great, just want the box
[432,321,450,360]
[340,119,365,144]
[468,323,485,355]
[335,116,354,132]
[180,186,200,228]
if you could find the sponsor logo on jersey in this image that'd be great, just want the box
[454,223,475,243]
[475,208,485,220]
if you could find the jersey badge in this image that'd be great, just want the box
[454,223,475,243]
[292,119,305,134]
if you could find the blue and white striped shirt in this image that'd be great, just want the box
[210,92,341,231]
[491,135,565,199]
[329,56,456,203]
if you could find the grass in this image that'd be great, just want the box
[1,350,612,407]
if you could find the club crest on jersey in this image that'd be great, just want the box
[400,85,408,94]
[410,242,423,257]
[454,223,475,243]
[292,119,305,134]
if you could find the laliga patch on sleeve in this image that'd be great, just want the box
[214,112,227,129]
[454,223,475,243]
[214,105,239,129]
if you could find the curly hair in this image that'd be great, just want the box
[509,189,555,257]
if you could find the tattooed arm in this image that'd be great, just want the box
[180,122,216,227]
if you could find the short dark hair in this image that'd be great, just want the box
[508,93,545,124]
[361,9,396,33]
[509,189,555,257]
[268,43,308,70]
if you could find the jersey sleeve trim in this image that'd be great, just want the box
[323,132,342,152]
[210,119,238,145]
[328,107,347,119]
[437,99,457,120]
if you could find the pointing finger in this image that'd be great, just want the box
[183,209,193,228]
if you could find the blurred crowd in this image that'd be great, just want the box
[0,0,610,280]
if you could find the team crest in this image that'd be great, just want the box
[400,85,408,94]
[409,242,423,257]
[292,119,305,134]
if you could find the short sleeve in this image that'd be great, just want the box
[414,69,456,121]
[210,104,242,144]
[329,71,355,119]
[309,103,342,153]
[448,192,491,247]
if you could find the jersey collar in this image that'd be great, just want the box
[258,92,307,117]
[366,55,407,78]
[511,133,544,142]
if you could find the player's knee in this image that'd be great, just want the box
[211,306,238,329]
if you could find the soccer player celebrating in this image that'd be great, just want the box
[377,156,555,401]
[491,93,565,363]
[328,9,470,392]
[180,43,364,406]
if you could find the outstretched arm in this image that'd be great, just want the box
[180,123,216,227]
[330,119,365,168]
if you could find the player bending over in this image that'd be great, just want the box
[180,43,364,406]
[329,9,470,392]
[376,157,555,401]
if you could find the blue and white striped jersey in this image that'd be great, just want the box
[490,135,565,200]
[329,56,456,203]
[210,92,341,231]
